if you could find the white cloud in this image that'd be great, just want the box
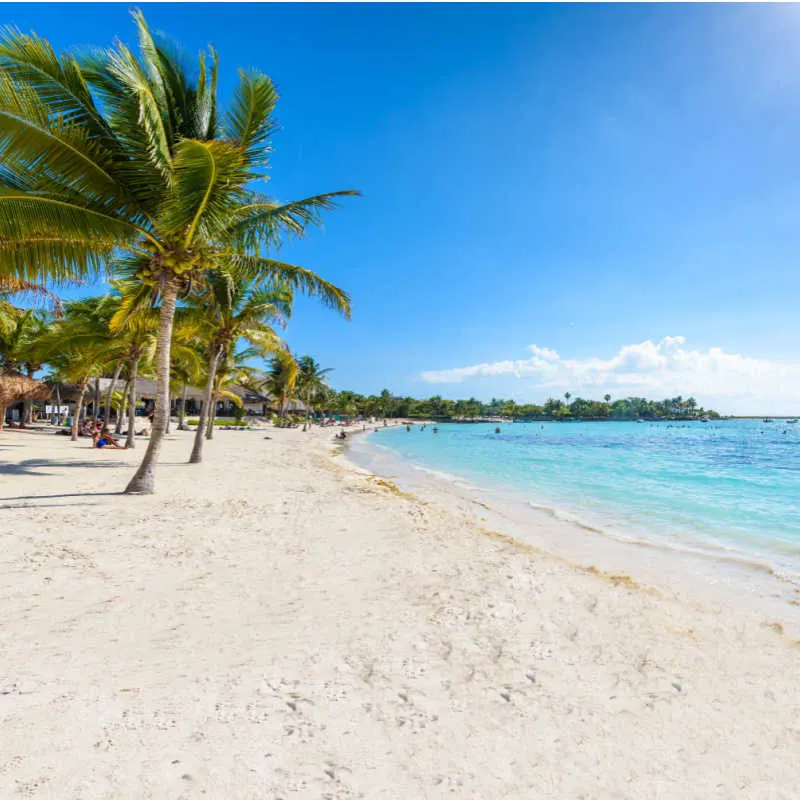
[419,336,800,414]
[527,345,559,361]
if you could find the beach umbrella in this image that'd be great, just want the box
[0,371,51,430]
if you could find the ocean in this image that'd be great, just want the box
[349,419,800,592]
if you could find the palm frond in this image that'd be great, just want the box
[0,26,111,137]
[239,283,293,327]
[78,49,167,211]
[224,70,277,167]
[225,253,351,318]
[0,276,63,314]
[0,75,125,206]
[215,388,242,408]
[0,190,153,238]
[245,324,284,354]
[162,139,248,245]
[0,236,116,284]
[223,190,360,252]
[194,46,219,140]
[104,40,173,179]
[132,9,175,130]
[108,278,158,334]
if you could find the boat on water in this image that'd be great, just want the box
[787,419,798,425]
[763,418,773,423]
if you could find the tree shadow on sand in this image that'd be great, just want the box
[0,455,185,507]
[0,458,134,478]
[0,496,119,509]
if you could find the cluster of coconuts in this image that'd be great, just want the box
[137,242,217,284]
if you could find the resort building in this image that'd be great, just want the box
[5,378,308,425]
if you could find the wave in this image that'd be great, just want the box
[524,500,800,585]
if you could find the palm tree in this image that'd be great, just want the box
[263,350,298,425]
[334,391,358,420]
[1,308,47,372]
[0,307,52,424]
[35,298,120,439]
[0,12,355,493]
[296,356,333,431]
[170,343,204,433]
[106,290,158,448]
[604,393,611,404]
[0,278,62,338]
[564,392,572,403]
[204,348,261,436]
[7,311,50,422]
[187,270,291,463]
[205,348,259,437]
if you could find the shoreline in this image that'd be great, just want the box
[2,426,799,796]
[344,427,800,637]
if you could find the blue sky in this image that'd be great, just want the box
[8,3,800,413]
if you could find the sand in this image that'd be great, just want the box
[1,425,799,799]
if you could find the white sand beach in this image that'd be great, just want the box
[1,426,799,798]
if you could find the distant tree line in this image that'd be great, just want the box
[320,389,720,421]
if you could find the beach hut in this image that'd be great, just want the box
[0,371,51,430]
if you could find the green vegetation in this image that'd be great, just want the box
[319,390,720,421]
[186,418,249,427]
[296,356,333,431]
[263,349,298,426]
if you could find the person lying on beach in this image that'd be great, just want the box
[93,426,126,449]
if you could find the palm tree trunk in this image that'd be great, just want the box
[93,377,101,422]
[55,383,62,426]
[178,384,188,430]
[104,363,122,425]
[116,381,128,434]
[23,366,35,424]
[303,390,311,431]
[0,404,5,432]
[125,278,179,493]
[205,388,218,440]
[71,381,88,441]
[126,359,138,449]
[189,347,222,464]
[165,393,172,434]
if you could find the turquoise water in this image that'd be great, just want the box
[361,420,800,578]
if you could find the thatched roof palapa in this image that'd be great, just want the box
[0,370,52,407]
